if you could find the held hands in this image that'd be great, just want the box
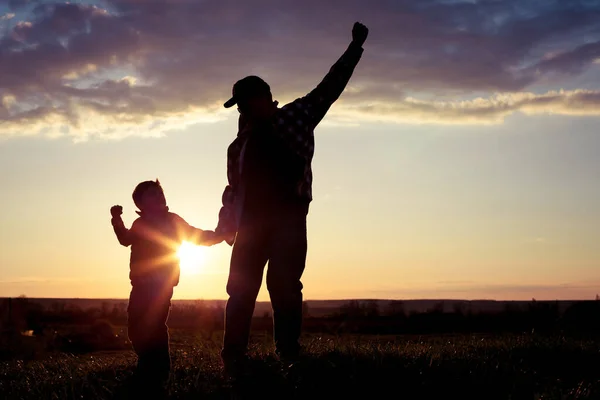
[352,22,368,47]
[110,205,123,218]
[202,230,225,246]
[222,232,236,246]
[203,230,236,246]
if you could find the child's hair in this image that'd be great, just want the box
[132,179,163,209]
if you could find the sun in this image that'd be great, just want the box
[177,241,206,275]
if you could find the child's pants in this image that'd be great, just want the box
[127,283,174,385]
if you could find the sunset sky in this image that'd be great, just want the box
[1,0,599,301]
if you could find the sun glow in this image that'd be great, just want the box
[177,241,206,275]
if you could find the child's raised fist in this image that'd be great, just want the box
[110,205,123,218]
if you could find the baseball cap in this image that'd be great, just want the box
[223,76,271,108]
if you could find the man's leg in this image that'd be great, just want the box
[266,205,308,360]
[222,222,269,369]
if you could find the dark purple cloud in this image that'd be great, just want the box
[1,0,600,139]
[7,0,35,10]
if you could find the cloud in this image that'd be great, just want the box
[522,237,547,244]
[335,89,600,125]
[1,0,600,140]
[7,0,34,11]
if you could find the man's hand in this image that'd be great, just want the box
[352,22,368,47]
[110,205,123,218]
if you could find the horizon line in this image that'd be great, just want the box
[2,297,596,302]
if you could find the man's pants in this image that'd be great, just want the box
[127,283,173,385]
[222,203,308,361]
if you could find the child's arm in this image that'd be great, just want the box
[173,214,223,246]
[110,205,134,247]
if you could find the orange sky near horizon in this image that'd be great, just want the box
[2,118,599,302]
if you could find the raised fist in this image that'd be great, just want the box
[352,22,369,47]
[110,205,123,218]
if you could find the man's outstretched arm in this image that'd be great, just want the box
[295,22,368,127]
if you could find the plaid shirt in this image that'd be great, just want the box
[216,42,364,241]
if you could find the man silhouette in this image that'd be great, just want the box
[215,21,369,378]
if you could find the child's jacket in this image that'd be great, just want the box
[112,208,207,287]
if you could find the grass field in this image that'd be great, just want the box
[1,331,599,399]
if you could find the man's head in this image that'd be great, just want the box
[224,76,277,120]
[132,179,167,213]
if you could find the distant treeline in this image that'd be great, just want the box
[306,299,600,337]
[1,296,600,360]
[2,296,600,338]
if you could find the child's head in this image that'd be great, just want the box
[132,179,167,213]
